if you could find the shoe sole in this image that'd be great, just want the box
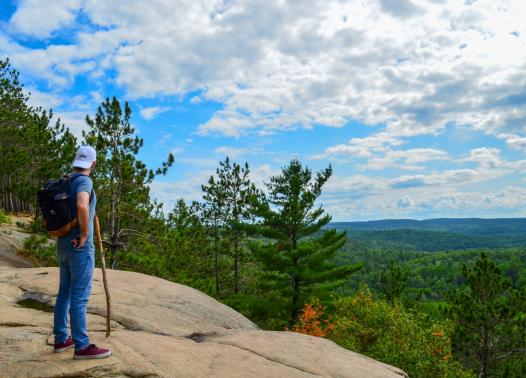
[54,345,74,353]
[73,351,112,360]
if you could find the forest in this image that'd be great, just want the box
[1,57,525,377]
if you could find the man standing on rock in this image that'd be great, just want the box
[53,145,112,359]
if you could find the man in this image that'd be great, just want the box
[53,145,112,359]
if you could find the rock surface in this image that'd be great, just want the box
[0,220,34,268]
[0,222,407,378]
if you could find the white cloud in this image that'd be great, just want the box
[3,0,526,220]
[189,96,202,105]
[318,147,526,220]
[159,132,172,145]
[139,106,170,121]
[418,186,526,214]
[150,163,278,211]
[312,133,403,161]
[150,174,209,211]
[379,0,424,19]
[249,164,279,190]
[54,111,88,139]
[312,133,449,170]
[397,195,414,209]
[22,87,105,140]
[461,147,503,168]
[177,157,219,168]
[498,133,526,151]
[323,172,526,220]
[147,150,523,220]
[1,0,525,142]
[25,87,63,110]
[8,0,82,37]
[365,148,450,170]
[214,146,261,159]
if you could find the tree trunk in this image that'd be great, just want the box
[8,176,15,212]
[109,159,120,270]
[290,275,300,326]
[108,244,118,270]
[214,230,220,299]
[290,253,301,326]
[234,254,240,294]
[480,328,490,378]
[1,176,5,210]
[234,236,240,294]
[111,252,118,270]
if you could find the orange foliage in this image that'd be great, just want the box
[289,301,334,338]
[430,327,452,363]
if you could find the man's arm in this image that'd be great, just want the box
[73,191,90,248]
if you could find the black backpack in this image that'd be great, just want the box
[37,174,93,238]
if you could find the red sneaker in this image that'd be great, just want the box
[73,344,112,360]
[54,336,74,353]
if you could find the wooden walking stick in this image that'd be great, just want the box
[94,215,111,337]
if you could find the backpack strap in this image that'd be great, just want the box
[67,173,95,235]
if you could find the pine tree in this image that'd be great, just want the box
[0,58,76,215]
[27,110,77,227]
[202,173,228,298]
[216,157,260,294]
[0,58,30,212]
[446,253,526,377]
[251,159,361,325]
[380,258,408,304]
[160,199,213,293]
[83,97,173,268]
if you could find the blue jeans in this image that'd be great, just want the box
[53,244,94,351]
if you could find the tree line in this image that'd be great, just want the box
[0,59,76,215]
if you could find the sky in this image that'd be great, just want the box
[1,0,525,221]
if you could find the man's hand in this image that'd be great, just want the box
[71,234,88,249]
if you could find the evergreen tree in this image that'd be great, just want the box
[0,58,30,212]
[201,173,228,298]
[83,97,173,268]
[446,253,526,377]
[380,258,408,304]
[0,58,76,215]
[126,198,214,294]
[27,110,77,228]
[154,199,214,293]
[251,159,361,325]
[216,157,260,294]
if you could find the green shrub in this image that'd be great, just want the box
[23,234,58,266]
[329,285,473,378]
[0,209,10,225]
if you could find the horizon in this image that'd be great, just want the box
[1,1,525,221]
[330,216,526,223]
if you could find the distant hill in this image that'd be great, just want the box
[330,218,526,299]
[328,218,526,251]
[330,218,526,234]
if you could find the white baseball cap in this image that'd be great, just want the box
[73,145,97,169]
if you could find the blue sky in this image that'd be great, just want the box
[1,0,526,221]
